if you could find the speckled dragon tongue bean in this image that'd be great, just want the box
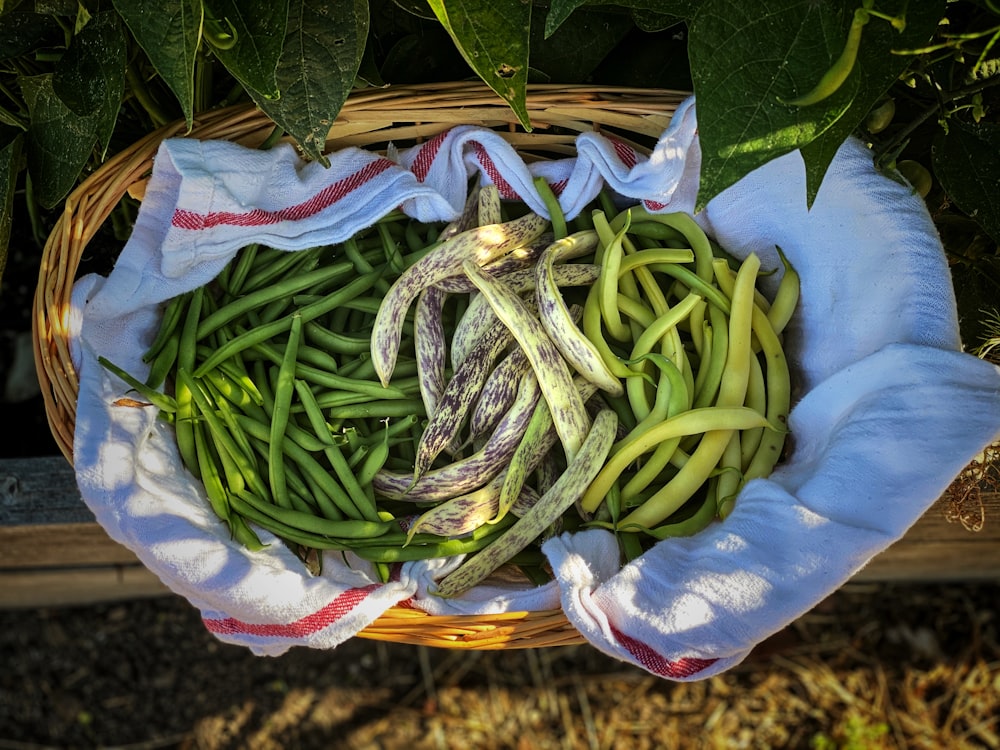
[461,258,592,462]
[433,408,618,598]
[371,211,549,387]
[412,299,534,479]
[447,262,598,371]
[536,233,623,396]
[371,372,542,503]
[414,285,449,419]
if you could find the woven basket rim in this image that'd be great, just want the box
[32,81,690,649]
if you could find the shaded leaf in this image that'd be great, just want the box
[426,0,531,129]
[203,0,288,99]
[690,0,859,211]
[0,130,22,285]
[799,0,946,204]
[0,11,64,59]
[20,74,98,208]
[546,0,694,38]
[52,12,126,157]
[250,0,369,163]
[113,0,202,128]
[933,120,1000,244]
[530,7,633,84]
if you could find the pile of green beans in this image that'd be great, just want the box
[100,186,797,590]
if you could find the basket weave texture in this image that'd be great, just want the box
[33,82,689,648]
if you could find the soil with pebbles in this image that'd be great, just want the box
[1,581,998,749]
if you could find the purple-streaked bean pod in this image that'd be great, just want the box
[412,302,533,478]
[404,474,538,541]
[437,185,481,241]
[496,377,599,522]
[434,408,618,598]
[433,237,551,294]
[371,210,549,386]
[468,347,532,444]
[536,233,624,396]
[478,184,502,226]
[414,285,449,419]
[449,263,600,371]
[462,259,591,462]
[372,370,543,502]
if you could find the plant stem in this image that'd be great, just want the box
[125,60,172,127]
[875,76,1000,166]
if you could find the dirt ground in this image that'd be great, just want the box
[1,580,998,750]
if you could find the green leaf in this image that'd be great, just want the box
[933,120,1000,244]
[690,0,860,211]
[530,7,633,84]
[52,11,126,157]
[19,74,98,208]
[690,0,948,210]
[113,0,202,128]
[0,131,22,286]
[250,0,369,163]
[203,0,288,99]
[0,11,64,60]
[799,0,946,204]
[546,0,695,38]
[544,0,589,38]
[426,0,532,130]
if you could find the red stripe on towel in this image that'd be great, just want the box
[203,583,383,638]
[412,130,450,182]
[473,143,518,200]
[172,159,396,230]
[611,139,638,169]
[610,625,717,679]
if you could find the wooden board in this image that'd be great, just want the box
[2,456,998,608]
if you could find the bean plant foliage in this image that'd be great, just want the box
[1,0,1000,347]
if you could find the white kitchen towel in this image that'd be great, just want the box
[71,95,1000,669]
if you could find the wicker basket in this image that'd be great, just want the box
[33,81,689,649]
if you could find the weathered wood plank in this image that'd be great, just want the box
[0,564,169,608]
[1,456,998,608]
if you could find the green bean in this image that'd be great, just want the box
[612,255,761,528]
[193,268,383,376]
[97,356,178,412]
[303,321,371,355]
[197,261,354,341]
[619,354,690,502]
[691,305,729,410]
[247,340,409,400]
[294,379,382,523]
[611,208,715,284]
[740,351,768,472]
[533,176,567,241]
[145,335,178,390]
[594,210,632,342]
[232,484,393,539]
[645,262,732,314]
[201,376,257,469]
[766,246,800,336]
[581,283,646,382]
[174,286,204,478]
[266,313,302,509]
[742,301,792,482]
[225,243,260,297]
[351,518,516,563]
[237,415,363,520]
[143,292,188,363]
[631,485,719,539]
[180,368,273,502]
[192,418,233,525]
[239,245,321,294]
[357,426,390,488]
[779,6,870,107]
